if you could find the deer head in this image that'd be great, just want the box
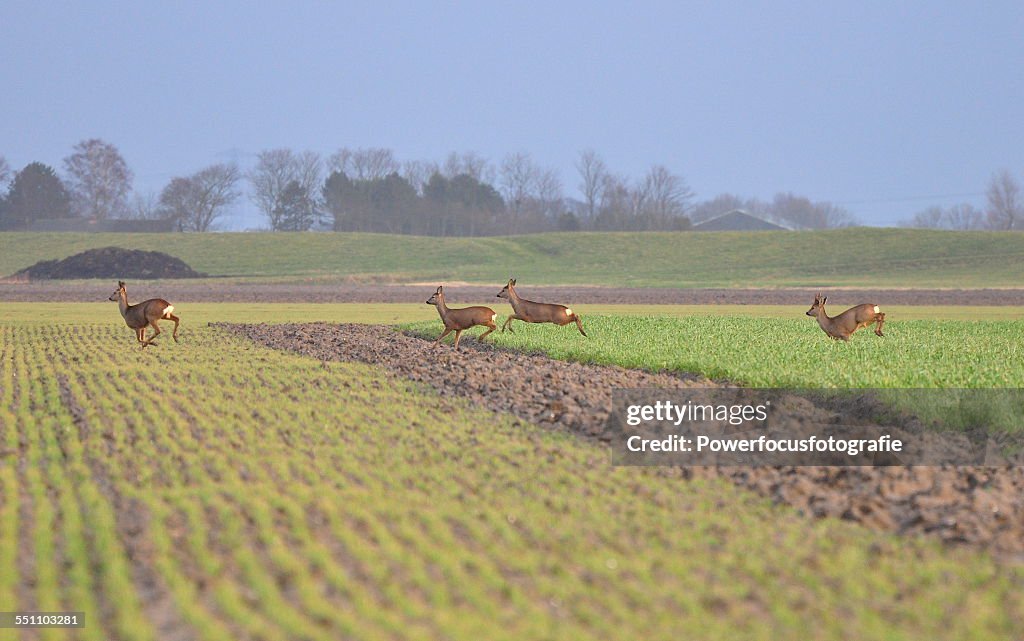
[109,281,126,302]
[425,286,443,306]
[806,292,827,316]
[496,278,516,299]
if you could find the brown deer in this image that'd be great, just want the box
[496,278,587,336]
[425,285,498,349]
[806,292,885,340]
[108,281,180,347]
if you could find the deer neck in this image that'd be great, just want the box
[507,286,524,312]
[815,306,834,331]
[435,295,451,322]
[117,291,130,318]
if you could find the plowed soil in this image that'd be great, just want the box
[219,322,1024,559]
[4,281,1024,304]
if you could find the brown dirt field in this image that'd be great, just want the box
[5,281,1024,304]
[219,322,1024,560]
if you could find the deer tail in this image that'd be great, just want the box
[573,313,588,337]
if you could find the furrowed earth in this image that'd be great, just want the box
[222,321,1024,558]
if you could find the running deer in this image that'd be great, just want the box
[108,281,180,347]
[496,278,587,336]
[425,285,498,349]
[806,292,885,340]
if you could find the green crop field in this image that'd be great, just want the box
[2,305,1023,640]
[407,314,1024,389]
[3,228,1024,287]
[407,312,1024,433]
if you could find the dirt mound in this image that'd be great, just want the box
[11,246,204,280]
[219,321,1024,559]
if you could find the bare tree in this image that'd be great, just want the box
[63,139,134,219]
[0,155,10,186]
[499,152,536,230]
[442,151,494,183]
[575,150,607,221]
[640,165,694,222]
[946,203,985,230]
[905,206,945,229]
[769,192,857,229]
[328,148,352,176]
[906,203,985,230]
[294,150,323,195]
[497,152,566,232]
[535,168,564,220]
[401,159,439,195]
[691,193,747,223]
[329,147,398,180]
[250,149,322,230]
[250,149,293,220]
[594,174,633,230]
[160,163,241,231]
[986,169,1022,230]
[126,190,161,220]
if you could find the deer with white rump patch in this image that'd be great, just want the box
[108,281,180,347]
[425,286,498,349]
[806,292,885,340]
[496,278,587,337]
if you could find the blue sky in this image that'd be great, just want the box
[1,1,1021,228]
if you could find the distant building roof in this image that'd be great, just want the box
[26,218,176,232]
[691,210,789,231]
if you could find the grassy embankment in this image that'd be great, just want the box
[3,228,1023,288]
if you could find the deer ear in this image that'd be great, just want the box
[511,278,517,285]
[822,296,827,304]
[118,281,125,287]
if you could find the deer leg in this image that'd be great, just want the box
[874,313,886,337]
[167,314,180,342]
[501,315,524,333]
[572,314,587,337]
[142,320,161,346]
[454,329,463,349]
[478,324,496,342]
[434,328,452,346]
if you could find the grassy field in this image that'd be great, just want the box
[1,306,1022,640]
[406,312,1024,434]
[3,228,1024,287]
[406,314,1024,389]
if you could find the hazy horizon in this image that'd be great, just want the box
[2,2,1022,230]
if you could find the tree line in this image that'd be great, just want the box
[1,140,1020,233]
[899,170,1022,231]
